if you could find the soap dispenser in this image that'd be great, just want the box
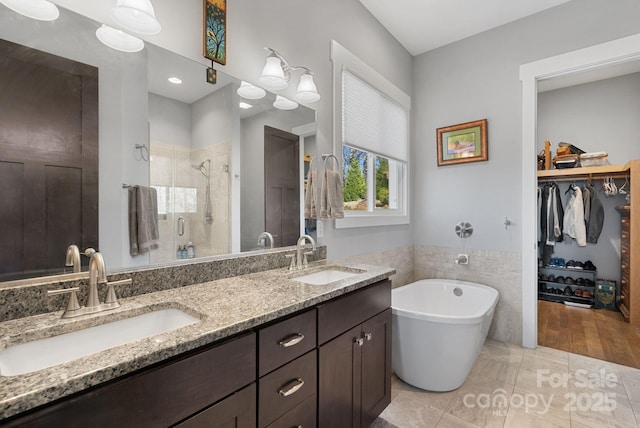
[187,242,195,259]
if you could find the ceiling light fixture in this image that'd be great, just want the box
[168,77,182,84]
[111,0,161,35]
[0,0,59,21]
[258,47,321,103]
[96,24,144,53]
[273,95,299,111]
[237,81,266,99]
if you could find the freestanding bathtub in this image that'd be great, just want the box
[392,279,499,392]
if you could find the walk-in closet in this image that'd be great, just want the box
[535,70,640,368]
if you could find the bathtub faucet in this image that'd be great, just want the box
[454,254,469,265]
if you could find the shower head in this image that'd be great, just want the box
[192,159,211,178]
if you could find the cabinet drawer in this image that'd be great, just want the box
[317,279,391,345]
[176,383,256,428]
[259,350,317,427]
[266,394,316,428]
[259,308,316,376]
[6,332,256,427]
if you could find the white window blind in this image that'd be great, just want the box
[342,70,408,162]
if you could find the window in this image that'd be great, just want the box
[331,41,410,227]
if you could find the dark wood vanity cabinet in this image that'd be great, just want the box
[3,278,392,428]
[4,332,257,428]
[318,280,392,428]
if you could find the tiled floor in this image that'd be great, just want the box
[379,339,640,427]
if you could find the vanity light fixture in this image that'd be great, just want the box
[273,95,299,111]
[111,0,161,35]
[0,0,59,21]
[237,81,266,100]
[258,47,321,103]
[168,77,182,84]
[96,24,144,53]
[239,102,253,110]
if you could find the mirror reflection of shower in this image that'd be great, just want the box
[192,159,213,225]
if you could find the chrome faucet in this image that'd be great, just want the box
[454,254,469,265]
[65,244,81,273]
[48,249,131,318]
[295,234,316,270]
[257,231,274,249]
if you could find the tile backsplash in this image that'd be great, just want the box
[0,246,326,322]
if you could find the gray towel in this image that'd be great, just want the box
[304,169,317,219]
[129,186,159,256]
[320,169,344,219]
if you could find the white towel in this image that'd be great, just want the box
[320,169,344,219]
[304,169,317,219]
[129,186,159,256]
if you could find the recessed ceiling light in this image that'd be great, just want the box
[168,77,182,84]
[239,102,253,110]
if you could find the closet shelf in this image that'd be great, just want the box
[537,164,627,181]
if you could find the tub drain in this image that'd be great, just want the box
[453,287,463,296]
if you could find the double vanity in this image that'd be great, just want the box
[0,257,394,427]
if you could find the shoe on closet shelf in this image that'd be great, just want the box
[547,274,555,282]
[565,277,575,285]
[584,260,597,271]
[555,276,565,284]
[582,290,592,298]
[563,286,573,296]
[575,277,585,286]
[574,289,583,297]
[584,278,595,287]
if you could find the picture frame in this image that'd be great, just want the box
[203,0,226,65]
[436,119,488,166]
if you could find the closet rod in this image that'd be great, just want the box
[538,172,627,183]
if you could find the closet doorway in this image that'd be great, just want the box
[520,34,640,362]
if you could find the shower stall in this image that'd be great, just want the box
[149,141,230,263]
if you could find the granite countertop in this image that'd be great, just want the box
[0,260,395,420]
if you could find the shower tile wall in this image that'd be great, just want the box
[149,141,231,264]
[414,245,522,345]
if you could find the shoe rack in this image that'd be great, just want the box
[538,264,598,308]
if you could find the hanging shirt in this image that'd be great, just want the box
[587,185,604,244]
[563,185,586,246]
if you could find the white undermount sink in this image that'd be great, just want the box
[0,308,199,376]
[292,269,360,285]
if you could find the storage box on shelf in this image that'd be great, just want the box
[538,265,598,308]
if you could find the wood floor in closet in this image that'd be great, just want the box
[538,300,640,369]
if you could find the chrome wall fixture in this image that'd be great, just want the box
[257,47,321,105]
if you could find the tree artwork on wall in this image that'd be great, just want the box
[204,0,226,65]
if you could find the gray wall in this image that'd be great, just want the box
[149,92,192,148]
[412,0,640,253]
[51,0,415,260]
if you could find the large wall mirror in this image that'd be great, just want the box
[0,5,316,283]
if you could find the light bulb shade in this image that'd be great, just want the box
[295,73,321,103]
[0,0,59,21]
[111,0,161,35]
[96,25,144,53]
[258,56,288,90]
[237,81,266,99]
[273,95,298,110]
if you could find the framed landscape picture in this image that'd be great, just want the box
[204,0,226,65]
[436,119,488,166]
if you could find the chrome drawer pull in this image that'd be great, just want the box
[278,378,304,396]
[279,333,305,348]
[363,332,372,341]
